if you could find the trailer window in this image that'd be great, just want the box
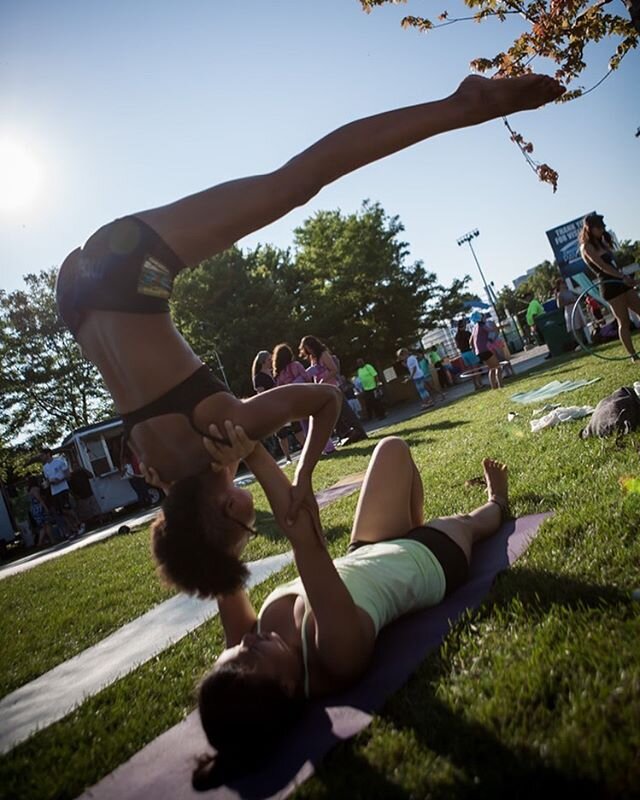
[83,436,113,476]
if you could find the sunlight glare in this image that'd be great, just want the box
[0,139,41,211]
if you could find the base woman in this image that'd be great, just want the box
[579,213,640,361]
[56,74,562,584]
[151,425,508,783]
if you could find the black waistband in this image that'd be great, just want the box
[121,366,230,439]
[347,526,469,596]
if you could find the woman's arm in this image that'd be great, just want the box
[318,351,338,383]
[204,425,372,681]
[292,361,311,383]
[241,441,373,682]
[581,244,630,280]
[229,384,341,518]
[217,590,257,647]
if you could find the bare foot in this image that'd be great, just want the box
[482,458,509,508]
[456,73,565,123]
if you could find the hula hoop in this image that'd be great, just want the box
[459,361,510,380]
[570,278,639,362]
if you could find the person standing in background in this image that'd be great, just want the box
[397,348,433,410]
[27,479,56,547]
[454,319,484,391]
[40,449,84,536]
[355,358,386,421]
[580,212,640,361]
[300,337,367,446]
[252,349,302,464]
[418,351,446,400]
[470,312,503,390]
[428,346,451,388]
[484,317,515,378]
[525,295,545,344]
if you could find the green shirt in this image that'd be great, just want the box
[357,364,378,391]
[428,351,442,366]
[526,299,544,327]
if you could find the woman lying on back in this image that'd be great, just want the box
[151,422,509,782]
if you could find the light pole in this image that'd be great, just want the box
[456,229,501,321]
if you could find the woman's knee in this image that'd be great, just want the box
[374,436,410,459]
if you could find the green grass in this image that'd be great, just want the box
[1,341,640,800]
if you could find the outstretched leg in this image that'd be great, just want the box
[426,459,508,563]
[609,295,636,357]
[137,75,564,266]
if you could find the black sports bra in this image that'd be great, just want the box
[121,365,230,444]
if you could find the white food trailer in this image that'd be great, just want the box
[0,481,17,544]
[58,418,161,515]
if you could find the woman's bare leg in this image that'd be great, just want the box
[136,75,564,266]
[609,295,635,356]
[426,459,508,563]
[279,434,291,463]
[349,437,424,545]
[485,354,503,389]
[613,290,640,358]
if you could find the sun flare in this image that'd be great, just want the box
[0,138,42,212]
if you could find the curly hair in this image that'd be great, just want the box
[150,472,252,597]
[192,660,304,789]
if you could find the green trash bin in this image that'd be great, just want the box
[535,309,576,357]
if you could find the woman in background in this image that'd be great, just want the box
[580,213,640,361]
[470,312,503,390]
[300,336,367,449]
[251,350,303,464]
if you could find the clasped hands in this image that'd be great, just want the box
[206,420,319,533]
[139,420,320,531]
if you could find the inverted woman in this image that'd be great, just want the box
[151,422,509,783]
[56,73,562,581]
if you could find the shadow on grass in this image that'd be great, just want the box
[312,691,597,798]
[383,417,471,437]
[325,436,432,462]
[309,567,630,798]
[482,566,631,621]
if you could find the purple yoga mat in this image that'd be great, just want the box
[81,513,552,800]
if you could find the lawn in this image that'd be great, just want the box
[1,342,639,800]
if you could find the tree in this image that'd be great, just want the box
[292,201,439,369]
[423,275,477,327]
[173,201,457,383]
[517,259,560,299]
[495,284,525,318]
[360,1,638,190]
[0,270,113,453]
[614,238,640,267]
[171,245,300,397]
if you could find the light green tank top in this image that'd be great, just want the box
[257,539,446,696]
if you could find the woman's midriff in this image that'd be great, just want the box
[76,310,203,412]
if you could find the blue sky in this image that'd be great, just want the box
[1,0,638,303]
